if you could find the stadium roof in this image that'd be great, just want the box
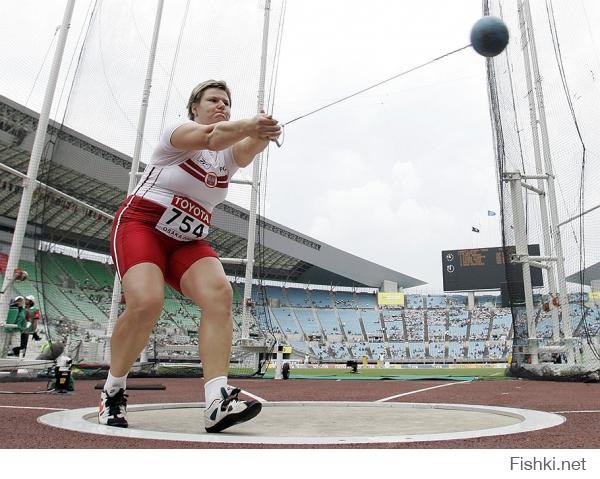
[0,95,426,289]
[566,262,600,287]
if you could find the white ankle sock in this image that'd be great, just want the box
[104,371,127,396]
[204,376,227,406]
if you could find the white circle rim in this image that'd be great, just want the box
[38,401,565,445]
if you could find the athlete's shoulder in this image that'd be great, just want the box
[161,120,198,149]
[149,120,198,167]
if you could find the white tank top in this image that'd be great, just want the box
[131,121,239,241]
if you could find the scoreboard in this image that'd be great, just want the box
[442,245,544,292]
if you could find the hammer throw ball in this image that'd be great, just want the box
[470,16,509,57]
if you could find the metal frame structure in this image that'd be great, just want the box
[500,0,574,365]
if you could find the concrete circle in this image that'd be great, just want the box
[38,401,565,445]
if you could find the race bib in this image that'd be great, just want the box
[155,195,211,241]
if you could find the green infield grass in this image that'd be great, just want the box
[263,365,508,380]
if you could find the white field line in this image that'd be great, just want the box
[0,405,68,411]
[375,381,470,403]
[552,410,600,414]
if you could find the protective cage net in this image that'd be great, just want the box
[0,0,285,378]
[486,0,600,380]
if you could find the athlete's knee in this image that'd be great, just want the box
[198,279,232,313]
[125,291,164,322]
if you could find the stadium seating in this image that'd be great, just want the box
[265,285,287,306]
[426,295,447,309]
[270,307,300,337]
[294,308,322,336]
[311,289,333,308]
[348,341,368,359]
[369,342,387,360]
[381,310,404,340]
[468,341,486,359]
[316,309,342,336]
[408,341,426,359]
[337,309,363,337]
[405,294,423,309]
[289,340,311,355]
[5,251,537,363]
[388,342,406,358]
[448,341,465,358]
[310,342,332,360]
[334,291,356,308]
[360,309,383,336]
[428,341,445,358]
[356,293,377,308]
[404,310,425,341]
[286,287,310,307]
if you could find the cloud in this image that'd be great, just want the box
[308,160,457,287]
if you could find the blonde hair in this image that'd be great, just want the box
[187,80,232,120]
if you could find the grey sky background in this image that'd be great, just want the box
[0,0,529,291]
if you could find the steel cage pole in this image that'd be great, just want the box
[241,0,272,342]
[0,0,76,356]
[103,0,165,364]
[522,0,573,360]
[506,172,539,364]
[517,0,561,343]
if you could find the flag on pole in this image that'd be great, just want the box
[487,210,496,216]
[472,227,480,233]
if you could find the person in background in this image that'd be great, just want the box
[10,295,41,357]
[6,296,26,357]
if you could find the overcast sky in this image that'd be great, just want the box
[0,0,510,291]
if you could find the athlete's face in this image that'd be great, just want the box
[192,88,231,124]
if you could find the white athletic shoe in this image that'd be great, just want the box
[204,385,262,433]
[98,388,128,428]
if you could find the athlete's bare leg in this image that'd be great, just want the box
[180,257,233,381]
[109,263,165,377]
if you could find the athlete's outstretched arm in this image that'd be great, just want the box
[233,113,282,167]
[171,113,279,152]
[232,138,271,167]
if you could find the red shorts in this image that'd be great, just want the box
[110,196,218,293]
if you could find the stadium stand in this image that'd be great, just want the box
[265,285,287,307]
[360,309,383,337]
[408,341,426,359]
[426,295,447,309]
[1,250,530,364]
[468,341,486,359]
[388,342,406,359]
[311,289,333,308]
[334,291,356,308]
[470,308,492,340]
[405,294,423,309]
[381,309,404,341]
[426,309,447,340]
[316,309,342,337]
[289,340,311,355]
[329,342,349,359]
[428,341,445,359]
[348,341,368,359]
[404,310,425,341]
[448,341,465,359]
[337,309,363,337]
[270,307,300,338]
[310,341,331,360]
[294,308,322,337]
[286,287,310,307]
[448,308,468,340]
[356,292,377,308]
[369,341,387,360]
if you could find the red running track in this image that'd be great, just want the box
[0,378,598,448]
